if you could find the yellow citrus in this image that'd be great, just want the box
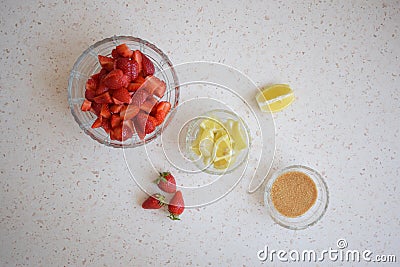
[256,84,294,112]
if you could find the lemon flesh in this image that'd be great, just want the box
[256,84,294,112]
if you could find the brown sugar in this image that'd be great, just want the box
[271,171,317,218]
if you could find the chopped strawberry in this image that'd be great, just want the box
[120,105,139,120]
[127,82,142,92]
[111,49,119,59]
[93,92,113,104]
[90,102,102,116]
[110,123,133,141]
[133,111,148,140]
[112,88,131,104]
[131,89,149,107]
[103,69,129,90]
[85,89,96,101]
[141,54,155,76]
[145,115,157,134]
[151,101,171,126]
[109,104,124,114]
[110,113,122,128]
[98,55,114,71]
[95,82,109,96]
[86,78,97,91]
[112,97,125,105]
[133,75,145,84]
[81,99,92,111]
[100,104,111,118]
[133,50,143,73]
[91,116,103,128]
[122,124,134,140]
[116,43,133,58]
[101,118,111,134]
[153,80,166,98]
[140,96,158,113]
[115,58,139,81]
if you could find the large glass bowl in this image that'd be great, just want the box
[68,36,179,148]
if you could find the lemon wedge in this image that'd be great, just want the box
[198,130,214,158]
[256,84,294,112]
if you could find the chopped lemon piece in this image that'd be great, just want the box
[256,84,294,112]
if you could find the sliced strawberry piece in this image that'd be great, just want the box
[140,96,158,113]
[101,118,111,134]
[85,89,96,101]
[110,124,122,141]
[93,91,113,104]
[127,82,142,92]
[110,113,122,128]
[133,50,143,73]
[95,82,109,96]
[98,55,114,71]
[122,124,134,140]
[153,80,166,98]
[145,115,157,134]
[90,102,102,116]
[131,89,149,107]
[86,78,97,91]
[112,97,125,105]
[133,75,145,84]
[141,54,155,77]
[151,101,171,126]
[109,104,124,114]
[141,76,166,97]
[120,105,139,120]
[112,88,131,104]
[111,48,119,59]
[115,58,139,81]
[116,43,133,58]
[91,116,102,128]
[133,111,148,140]
[103,69,129,90]
[100,104,111,118]
[81,99,92,111]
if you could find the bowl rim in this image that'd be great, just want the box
[67,35,180,148]
[264,164,329,230]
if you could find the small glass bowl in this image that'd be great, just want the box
[68,36,179,148]
[264,165,329,230]
[185,109,251,175]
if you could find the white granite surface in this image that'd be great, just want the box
[1,0,399,266]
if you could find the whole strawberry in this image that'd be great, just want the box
[142,193,165,209]
[168,191,184,220]
[155,172,176,193]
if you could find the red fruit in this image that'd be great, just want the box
[98,55,114,71]
[133,50,143,73]
[140,96,158,113]
[90,102,102,116]
[153,80,166,98]
[101,118,111,134]
[145,115,157,134]
[120,105,139,120]
[93,92,113,104]
[100,104,111,118]
[85,89,96,101]
[127,82,142,92]
[112,97,125,105]
[122,119,135,134]
[116,43,133,58]
[131,89,149,107]
[115,58,139,81]
[133,75,145,84]
[155,172,176,193]
[91,116,103,128]
[133,111,148,140]
[86,78,97,91]
[151,101,171,126]
[168,191,184,220]
[112,88,131,104]
[110,113,122,129]
[142,193,165,209]
[103,69,129,90]
[109,104,124,114]
[141,53,155,76]
[111,49,119,59]
[141,76,166,97]
[110,123,133,141]
[81,99,92,111]
[95,82,109,96]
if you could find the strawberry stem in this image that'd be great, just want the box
[168,213,181,220]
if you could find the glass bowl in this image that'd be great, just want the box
[264,165,329,230]
[68,36,179,148]
[185,109,251,175]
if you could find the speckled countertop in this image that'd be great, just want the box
[1,0,399,266]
